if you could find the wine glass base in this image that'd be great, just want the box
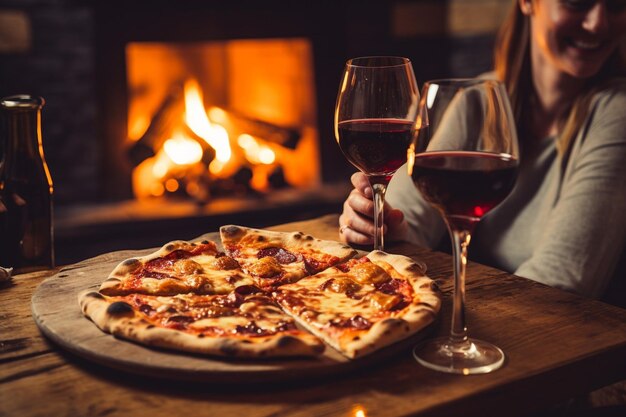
[413,337,505,375]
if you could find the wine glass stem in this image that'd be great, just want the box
[370,181,388,251]
[447,221,475,347]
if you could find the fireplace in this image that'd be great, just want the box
[92,0,354,203]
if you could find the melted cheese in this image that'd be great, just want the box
[122,251,256,295]
[276,262,413,330]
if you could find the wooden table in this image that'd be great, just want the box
[1,214,625,417]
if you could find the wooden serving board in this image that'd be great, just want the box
[31,232,434,383]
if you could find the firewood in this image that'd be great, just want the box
[126,84,185,167]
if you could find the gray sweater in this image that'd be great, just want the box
[387,78,626,300]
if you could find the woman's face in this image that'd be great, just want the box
[524,0,626,79]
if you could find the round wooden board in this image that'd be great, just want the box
[31,233,435,383]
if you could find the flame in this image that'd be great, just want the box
[209,159,227,175]
[352,405,367,417]
[128,114,150,141]
[184,79,232,163]
[152,151,171,178]
[163,132,203,165]
[237,134,276,165]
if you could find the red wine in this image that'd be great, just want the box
[337,119,413,177]
[410,151,517,220]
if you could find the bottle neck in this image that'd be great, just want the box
[1,96,51,189]
[1,109,43,174]
[5,109,42,155]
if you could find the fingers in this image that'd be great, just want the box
[340,172,408,245]
[347,188,375,218]
[340,189,386,245]
[339,210,375,245]
[351,172,372,198]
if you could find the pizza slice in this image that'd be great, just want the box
[219,225,358,290]
[99,239,255,296]
[78,287,325,358]
[272,250,441,359]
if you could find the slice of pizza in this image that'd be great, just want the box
[78,287,325,358]
[99,239,255,296]
[219,225,358,290]
[272,250,441,359]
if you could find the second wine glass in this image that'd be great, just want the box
[334,56,420,251]
[409,78,519,374]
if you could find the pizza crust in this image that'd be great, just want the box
[78,290,325,358]
[220,225,357,260]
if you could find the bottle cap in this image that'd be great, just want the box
[1,95,45,110]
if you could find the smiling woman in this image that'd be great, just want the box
[526,0,626,79]
[340,0,626,309]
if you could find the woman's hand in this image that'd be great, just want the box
[339,172,408,245]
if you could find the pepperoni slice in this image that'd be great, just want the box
[257,247,297,264]
[166,315,194,330]
[375,278,413,304]
[304,257,323,274]
[234,321,272,336]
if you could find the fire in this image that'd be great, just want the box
[163,132,203,165]
[127,39,320,201]
[237,134,276,165]
[184,79,232,164]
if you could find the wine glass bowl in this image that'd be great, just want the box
[409,79,519,374]
[334,56,420,250]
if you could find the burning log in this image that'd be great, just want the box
[208,108,302,149]
[127,84,185,167]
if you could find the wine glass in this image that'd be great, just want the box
[334,56,420,251]
[409,79,519,374]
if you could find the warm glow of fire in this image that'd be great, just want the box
[152,151,170,178]
[128,114,150,141]
[237,134,276,165]
[208,106,227,123]
[351,405,367,417]
[165,178,180,192]
[163,132,203,165]
[127,39,321,200]
[184,79,232,163]
[208,159,227,175]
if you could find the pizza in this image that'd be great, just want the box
[273,251,440,358]
[99,239,254,296]
[79,226,440,359]
[219,225,357,290]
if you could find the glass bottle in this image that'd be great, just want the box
[0,95,54,271]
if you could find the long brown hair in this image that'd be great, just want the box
[494,0,626,153]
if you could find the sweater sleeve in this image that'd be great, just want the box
[385,164,447,249]
[514,84,626,298]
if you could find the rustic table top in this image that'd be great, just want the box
[1,214,625,417]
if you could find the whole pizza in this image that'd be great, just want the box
[79,225,441,359]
